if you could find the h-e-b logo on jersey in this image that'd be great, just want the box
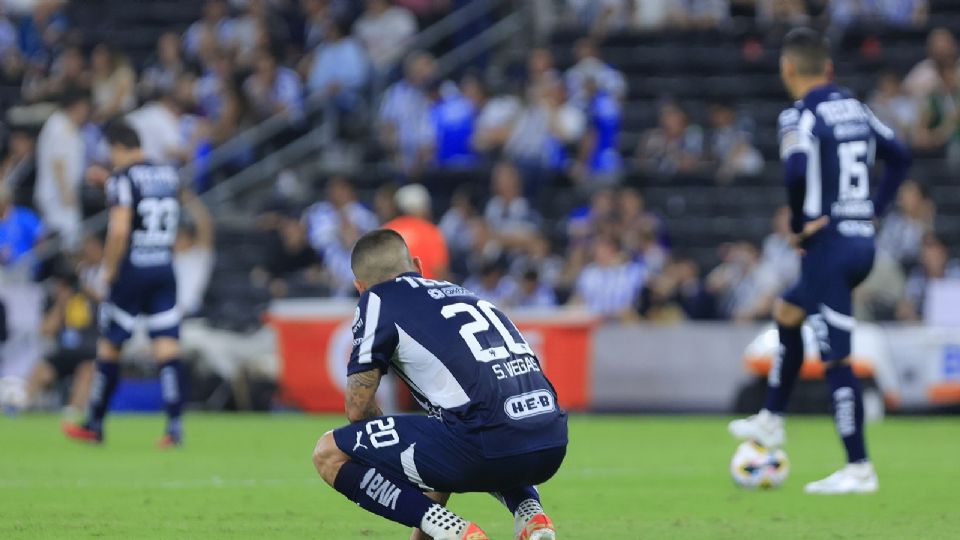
[504,390,556,420]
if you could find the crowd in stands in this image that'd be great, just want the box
[1,0,959,411]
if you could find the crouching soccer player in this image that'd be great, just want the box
[312,229,566,539]
[729,28,910,494]
[64,121,193,448]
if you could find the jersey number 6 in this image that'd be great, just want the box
[441,300,533,362]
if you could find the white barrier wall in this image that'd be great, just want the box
[590,322,960,412]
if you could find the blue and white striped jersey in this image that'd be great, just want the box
[105,161,181,268]
[349,272,568,458]
[778,83,909,239]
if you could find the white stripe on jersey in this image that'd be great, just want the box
[394,324,471,409]
[357,292,381,364]
[797,109,822,217]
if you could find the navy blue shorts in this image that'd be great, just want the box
[100,265,180,346]
[332,414,566,493]
[782,235,875,362]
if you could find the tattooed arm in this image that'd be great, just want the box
[345,369,384,423]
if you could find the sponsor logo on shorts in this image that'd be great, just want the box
[504,390,556,420]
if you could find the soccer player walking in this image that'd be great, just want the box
[311,229,566,539]
[64,121,195,448]
[729,28,911,494]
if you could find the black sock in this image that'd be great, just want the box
[86,361,120,432]
[159,359,184,438]
[825,364,868,463]
[495,486,541,514]
[763,324,804,414]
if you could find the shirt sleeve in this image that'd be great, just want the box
[777,107,804,159]
[104,174,133,208]
[348,290,398,376]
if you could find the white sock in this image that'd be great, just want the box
[420,504,468,539]
[514,498,544,525]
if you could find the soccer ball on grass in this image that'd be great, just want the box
[730,440,789,489]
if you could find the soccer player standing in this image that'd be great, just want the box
[311,229,566,539]
[64,121,195,448]
[729,29,910,494]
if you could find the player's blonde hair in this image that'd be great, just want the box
[350,229,415,285]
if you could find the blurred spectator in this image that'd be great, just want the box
[471,81,521,155]
[184,0,236,60]
[306,17,370,111]
[432,78,478,168]
[868,71,917,143]
[565,0,629,36]
[510,232,565,291]
[17,0,67,65]
[564,38,626,108]
[0,184,42,271]
[378,51,435,178]
[304,176,378,296]
[22,44,87,104]
[504,75,584,194]
[127,85,191,165]
[384,183,449,279]
[174,191,215,318]
[706,242,780,322]
[707,102,763,182]
[464,258,519,307]
[760,206,800,290]
[877,180,934,266]
[1,128,35,206]
[567,188,617,246]
[0,8,17,60]
[913,63,960,159]
[301,0,353,50]
[568,233,645,321]
[897,234,960,321]
[36,88,89,251]
[353,0,417,72]
[439,186,478,270]
[244,47,303,120]
[90,43,137,122]
[251,210,322,298]
[484,162,540,241]
[870,0,928,27]
[140,32,187,100]
[373,184,399,223]
[673,0,731,29]
[632,0,674,30]
[756,0,809,29]
[76,234,105,299]
[640,258,714,321]
[636,101,704,174]
[903,28,958,100]
[512,267,558,309]
[208,66,253,146]
[618,188,669,273]
[25,271,96,417]
[232,0,286,68]
[571,76,622,187]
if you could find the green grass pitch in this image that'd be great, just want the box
[2,414,958,539]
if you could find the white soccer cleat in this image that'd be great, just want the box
[804,462,878,494]
[728,409,786,448]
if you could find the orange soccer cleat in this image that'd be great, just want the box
[155,433,182,449]
[459,523,490,540]
[62,422,102,444]
[517,513,556,540]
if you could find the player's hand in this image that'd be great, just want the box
[789,216,830,253]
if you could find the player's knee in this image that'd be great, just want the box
[97,339,121,361]
[152,337,180,362]
[774,300,804,328]
[312,431,347,484]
